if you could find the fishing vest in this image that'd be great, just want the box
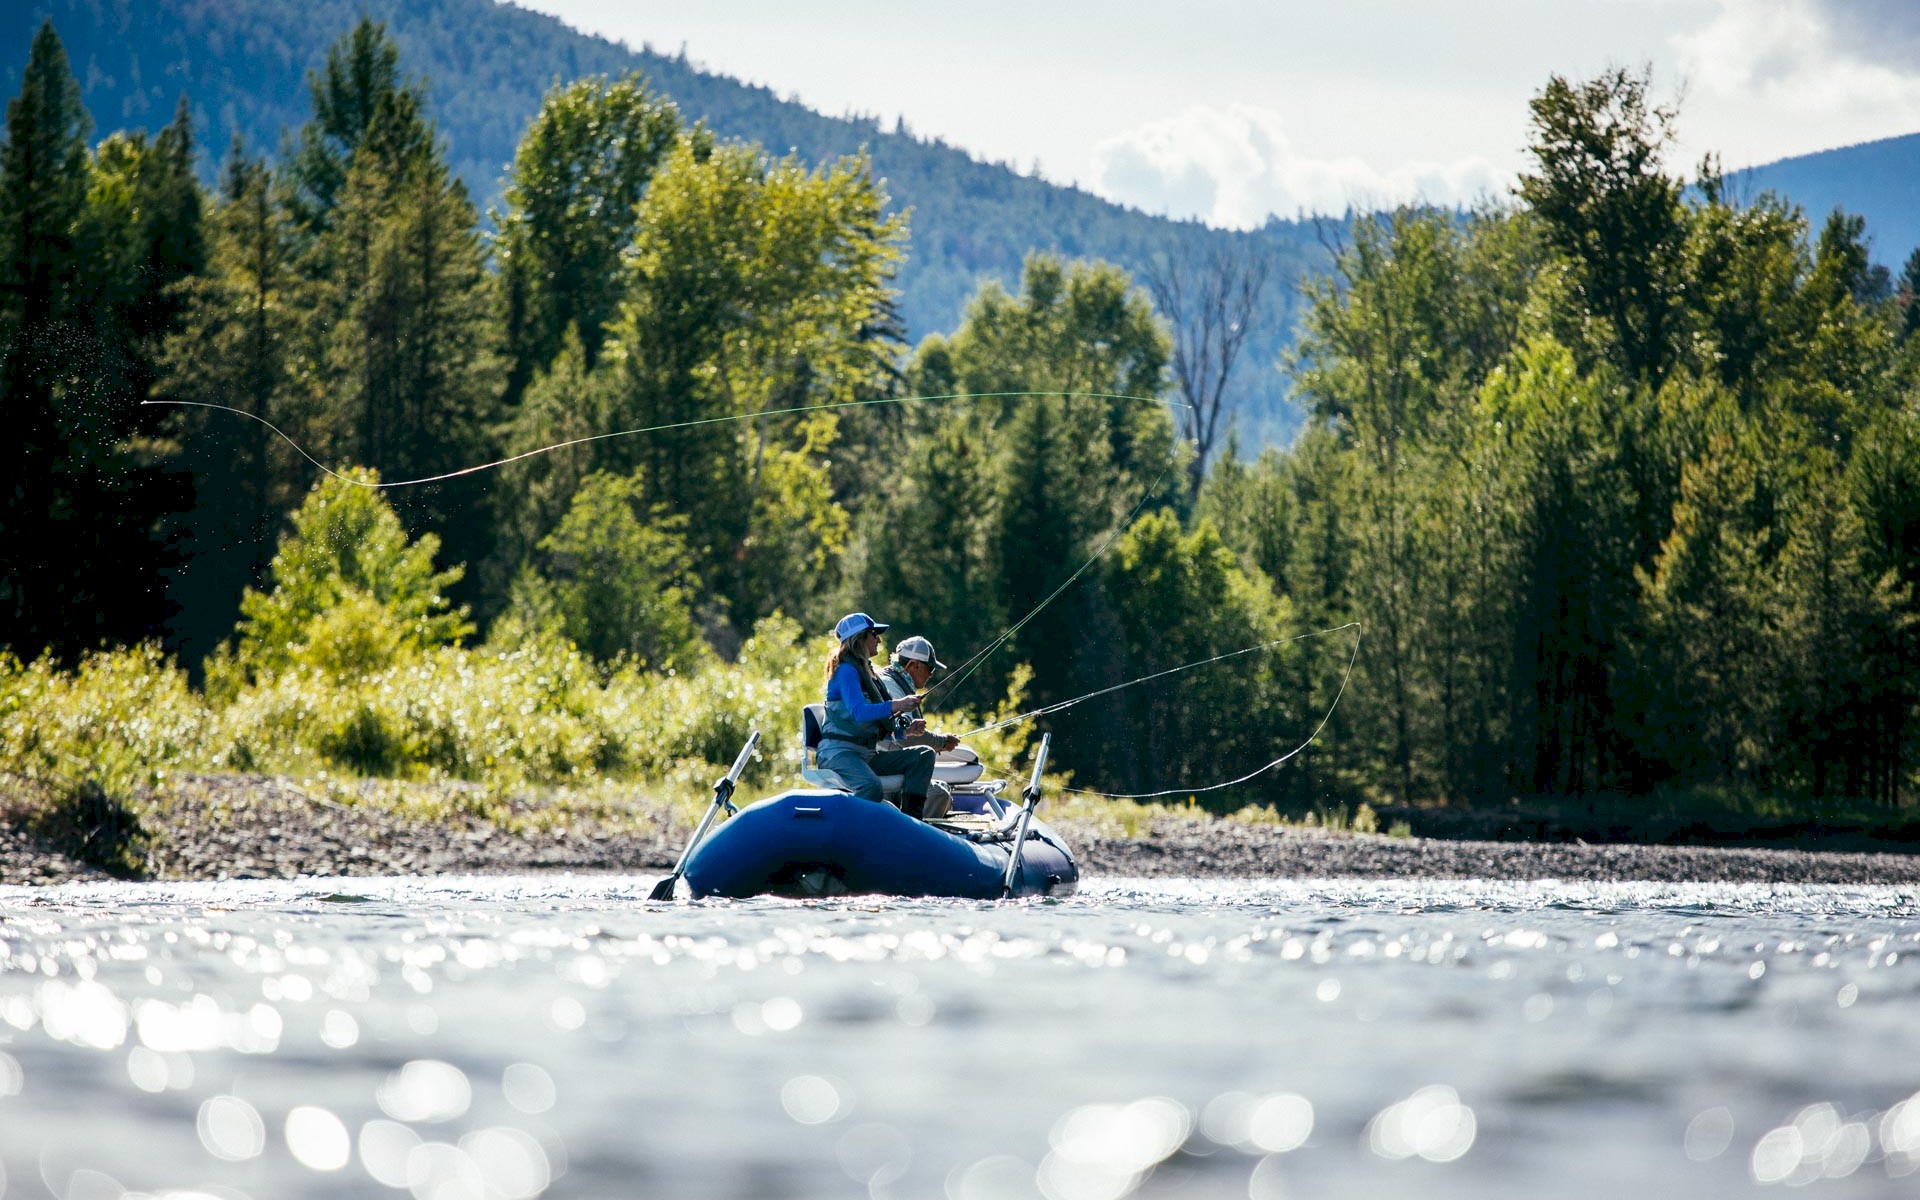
[821,662,892,747]
[879,664,914,702]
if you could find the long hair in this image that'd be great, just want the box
[823,634,876,690]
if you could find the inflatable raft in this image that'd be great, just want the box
[675,720,1078,900]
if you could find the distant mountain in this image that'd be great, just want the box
[1729,132,1920,270]
[3,0,1323,444]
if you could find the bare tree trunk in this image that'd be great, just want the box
[1143,243,1273,494]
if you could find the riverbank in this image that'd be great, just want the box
[6,771,1920,887]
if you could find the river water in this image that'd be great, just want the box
[0,875,1916,1200]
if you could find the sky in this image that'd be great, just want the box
[512,0,1920,229]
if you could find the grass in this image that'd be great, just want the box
[46,625,1892,861]
[1044,791,1413,840]
[0,617,1058,850]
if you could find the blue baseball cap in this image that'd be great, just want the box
[834,612,889,641]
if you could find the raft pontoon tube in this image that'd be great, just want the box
[678,719,1077,899]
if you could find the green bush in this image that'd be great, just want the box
[233,469,472,682]
[212,633,614,784]
[0,644,211,795]
[0,614,1065,831]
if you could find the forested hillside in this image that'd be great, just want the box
[6,17,1920,824]
[0,0,1319,444]
[1733,131,1920,274]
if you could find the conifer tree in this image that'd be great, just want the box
[162,141,306,659]
[1,22,190,657]
[287,25,501,585]
[0,21,89,654]
[284,19,428,236]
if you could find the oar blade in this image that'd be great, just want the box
[647,874,678,902]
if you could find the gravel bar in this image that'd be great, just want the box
[5,773,1920,888]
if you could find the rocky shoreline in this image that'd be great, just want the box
[5,772,1920,888]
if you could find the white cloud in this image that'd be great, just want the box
[1089,104,1504,228]
[1674,0,1920,118]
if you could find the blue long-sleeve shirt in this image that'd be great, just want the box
[828,662,895,725]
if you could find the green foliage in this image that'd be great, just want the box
[1208,66,1920,811]
[597,136,905,633]
[20,10,1920,829]
[841,406,1007,693]
[1100,510,1294,808]
[495,72,681,400]
[0,644,209,797]
[534,470,705,669]
[889,253,1178,719]
[212,635,612,782]
[232,469,473,680]
[1519,67,1686,385]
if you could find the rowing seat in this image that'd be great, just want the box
[800,704,905,797]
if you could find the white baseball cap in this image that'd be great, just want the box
[893,635,947,669]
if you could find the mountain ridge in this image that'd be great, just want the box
[8,1,1914,444]
[4,0,1322,442]
[1730,130,1920,269]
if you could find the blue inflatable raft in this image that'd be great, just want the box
[674,721,1078,900]
[682,786,1078,899]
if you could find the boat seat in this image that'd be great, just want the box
[800,704,905,796]
[933,746,983,785]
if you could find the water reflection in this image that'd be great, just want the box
[0,876,1914,1199]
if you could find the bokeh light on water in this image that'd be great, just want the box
[0,875,1916,1198]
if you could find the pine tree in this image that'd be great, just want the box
[1630,431,1780,784]
[0,21,88,654]
[289,27,502,584]
[283,19,428,237]
[161,140,306,662]
[1,22,189,657]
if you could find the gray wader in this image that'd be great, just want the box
[816,740,936,805]
[877,663,953,819]
[821,663,936,808]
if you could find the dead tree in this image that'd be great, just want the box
[1143,242,1272,493]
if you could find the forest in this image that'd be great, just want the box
[1,0,1324,445]
[7,18,1920,828]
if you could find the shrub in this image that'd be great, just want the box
[233,469,472,681]
[535,470,707,669]
[0,644,210,795]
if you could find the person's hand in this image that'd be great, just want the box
[940,734,960,752]
[906,718,927,738]
[891,694,922,714]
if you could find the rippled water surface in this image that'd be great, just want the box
[2,874,1918,1199]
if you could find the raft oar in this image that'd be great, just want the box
[999,733,1052,899]
[649,730,761,901]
